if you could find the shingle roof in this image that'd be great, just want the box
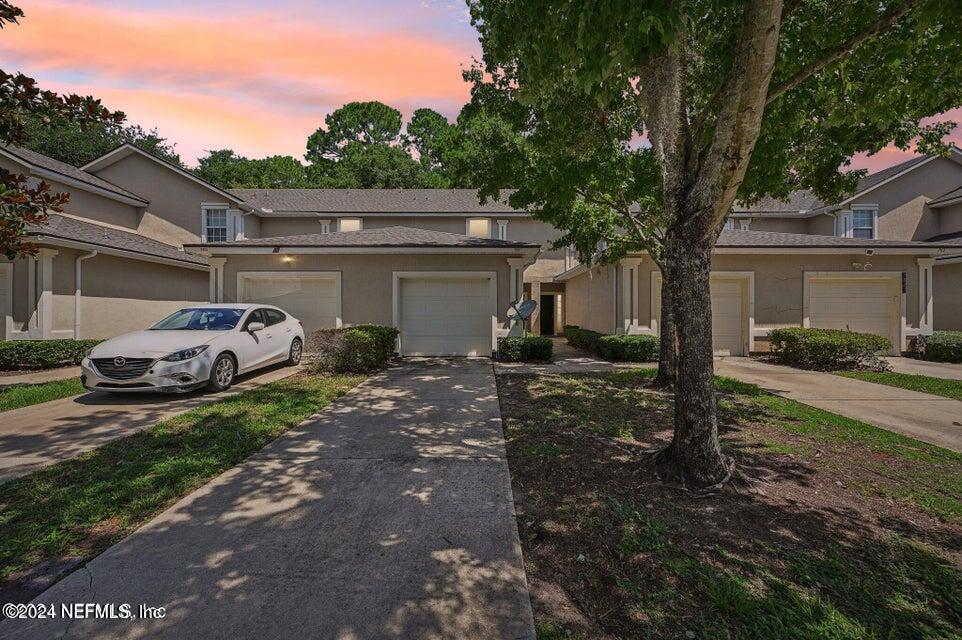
[229,188,521,214]
[27,214,208,266]
[928,184,962,207]
[734,155,938,216]
[925,231,962,245]
[2,145,148,204]
[717,229,957,249]
[185,225,540,249]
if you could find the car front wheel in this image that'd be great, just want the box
[287,338,303,366]
[207,353,235,392]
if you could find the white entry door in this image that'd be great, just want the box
[238,272,340,335]
[397,275,494,356]
[807,276,900,353]
[710,278,746,356]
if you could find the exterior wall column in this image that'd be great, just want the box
[617,257,643,335]
[529,281,542,335]
[32,248,58,339]
[917,257,935,335]
[506,257,528,336]
[208,257,227,303]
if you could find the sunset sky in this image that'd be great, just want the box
[2,0,959,171]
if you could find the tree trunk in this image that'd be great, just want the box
[653,271,677,387]
[655,233,733,488]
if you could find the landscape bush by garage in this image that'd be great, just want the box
[307,325,399,373]
[0,339,103,371]
[498,335,553,362]
[563,325,603,353]
[915,331,962,363]
[598,334,660,362]
[768,327,891,371]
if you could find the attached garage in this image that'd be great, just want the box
[804,272,902,353]
[650,272,753,356]
[394,272,497,356]
[238,271,341,334]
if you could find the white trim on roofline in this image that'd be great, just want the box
[81,144,252,211]
[30,236,209,271]
[0,147,149,207]
[188,246,541,257]
[249,210,532,218]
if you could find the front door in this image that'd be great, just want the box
[539,294,556,335]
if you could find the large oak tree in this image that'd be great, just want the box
[467,0,962,487]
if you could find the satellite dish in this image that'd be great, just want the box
[509,299,538,321]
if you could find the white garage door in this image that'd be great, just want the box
[808,276,899,352]
[711,279,745,356]
[398,276,493,356]
[239,273,339,334]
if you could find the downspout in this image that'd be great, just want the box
[74,250,97,338]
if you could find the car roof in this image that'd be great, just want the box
[180,303,280,311]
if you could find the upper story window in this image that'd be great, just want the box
[852,206,877,239]
[497,220,509,240]
[319,219,331,234]
[739,219,751,231]
[724,218,735,231]
[338,217,362,232]
[202,206,229,242]
[466,217,491,238]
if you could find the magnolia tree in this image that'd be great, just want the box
[467,0,962,488]
[0,1,124,259]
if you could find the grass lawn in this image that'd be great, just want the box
[497,369,962,640]
[0,373,362,586]
[0,377,85,412]
[836,370,962,401]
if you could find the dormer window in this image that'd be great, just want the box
[202,206,229,242]
[338,217,362,232]
[466,217,491,238]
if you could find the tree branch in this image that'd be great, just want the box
[766,0,920,105]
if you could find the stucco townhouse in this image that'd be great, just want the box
[2,142,961,357]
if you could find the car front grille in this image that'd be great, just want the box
[92,357,154,380]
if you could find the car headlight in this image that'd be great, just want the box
[162,345,210,362]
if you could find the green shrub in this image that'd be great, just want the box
[564,325,603,353]
[498,335,553,362]
[307,325,399,373]
[0,339,103,370]
[916,331,962,363]
[768,327,891,371]
[598,334,660,362]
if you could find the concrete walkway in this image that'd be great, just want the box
[0,364,301,484]
[0,366,80,388]
[884,356,962,381]
[1,359,535,640]
[715,358,962,453]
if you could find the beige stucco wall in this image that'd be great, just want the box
[934,261,962,331]
[806,214,836,236]
[743,218,809,234]
[218,252,515,329]
[90,152,238,247]
[3,248,207,339]
[563,266,615,334]
[850,156,962,241]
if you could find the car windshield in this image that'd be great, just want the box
[150,308,245,331]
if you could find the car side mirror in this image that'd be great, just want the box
[247,321,265,333]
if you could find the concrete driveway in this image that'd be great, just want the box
[715,358,962,453]
[1,359,535,640]
[0,364,300,484]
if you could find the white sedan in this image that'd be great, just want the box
[81,304,305,393]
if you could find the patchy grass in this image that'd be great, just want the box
[0,378,85,412]
[0,373,363,584]
[836,370,962,401]
[497,370,962,639]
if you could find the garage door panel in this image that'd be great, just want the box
[710,279,745,356]
[399,276,493,356]
[240,275,339,335]
[808,277,898,354]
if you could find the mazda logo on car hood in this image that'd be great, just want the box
[113,356,126,367]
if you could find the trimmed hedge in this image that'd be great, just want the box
[0,339,103,370]
[563,325,603,353]
[498,335,553,362]
[915,331,962,363]
[564,325,659,362]
[598,334,660,362]
[307,325,399,373]
[768,327,891,371]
